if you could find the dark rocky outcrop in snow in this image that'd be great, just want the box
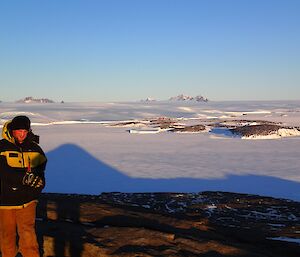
[172,124,206,133]
[36,191,300,257]
[16,96,55,104]
[214,120,280,129]
[230,124,296,137]
[150,117,182,129]
[112,117,300,138]
[140,97,157,102]
[169,94,208,102]
[110,121,146,127]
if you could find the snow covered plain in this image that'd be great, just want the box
[1,100,299,201]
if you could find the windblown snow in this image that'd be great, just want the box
[0,100,299,201]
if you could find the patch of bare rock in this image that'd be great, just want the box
[231,124,283,136]
[214,120,280,129]
[149,117,182,129]
[230,124,300,138]
[36,192,300,257]
[172,124,206,133]
[110,117,300,138]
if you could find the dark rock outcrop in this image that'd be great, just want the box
[215,120,280,129]
[172,124,206,133]
[36,192,300,257]
[229,124,298,138]
[16,96,54,104]
[169,94,208,102]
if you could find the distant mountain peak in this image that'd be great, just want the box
[16,96,55,104]
[169,94,208,102]
[141,97,156,102]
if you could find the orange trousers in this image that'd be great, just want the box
[0,201,40,257]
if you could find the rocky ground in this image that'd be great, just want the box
[35,192,300,257]
[110,117,300,138]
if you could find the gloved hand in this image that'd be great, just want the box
[22,172,44,188]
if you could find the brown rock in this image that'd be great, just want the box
[36,192,300,257]
[230,124,283,137]
[172,124,206,133]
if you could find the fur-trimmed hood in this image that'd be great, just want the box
[1,121,15,144]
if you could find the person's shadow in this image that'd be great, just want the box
[54,198,82,257]
[37,194,105,257]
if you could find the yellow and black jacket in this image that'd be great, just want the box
[0,121,47,207]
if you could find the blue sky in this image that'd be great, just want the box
[0,0,299,102]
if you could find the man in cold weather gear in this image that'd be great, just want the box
[0,115,47,257]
